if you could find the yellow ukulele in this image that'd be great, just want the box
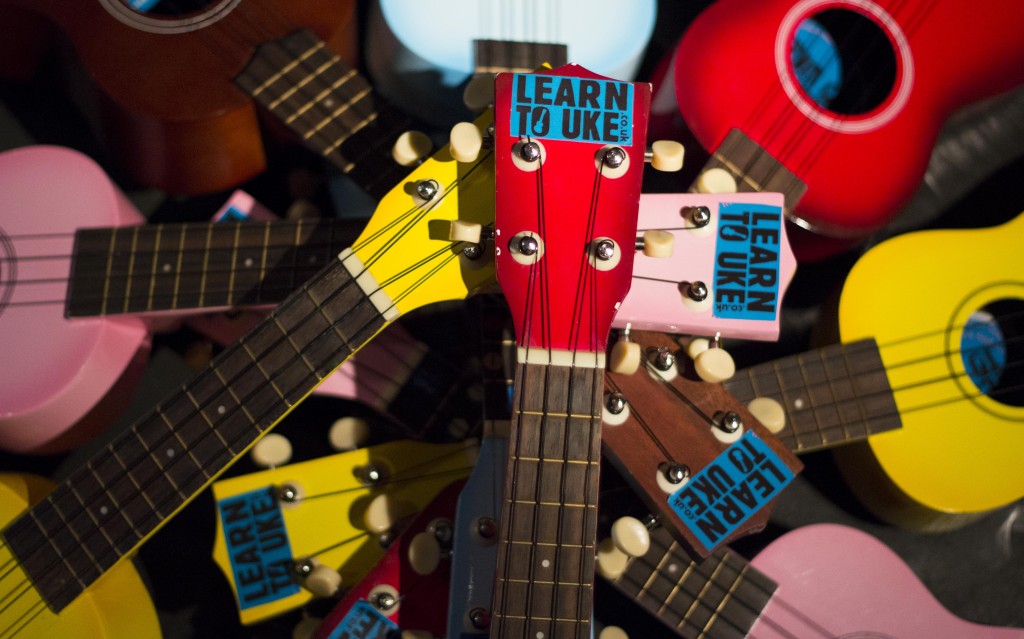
[0,474,160,638]
[833,213,1024,529]
[0,110,495,637]
[210,438,477,625]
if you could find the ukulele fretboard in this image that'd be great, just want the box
[696,128,807,206]
[5,257,389,612]
[474,38,569,74]
[66,218,357,317]
[725,339,902,453]
[491,361,603,639]
[607,525,777,639]
[235,29,414,199]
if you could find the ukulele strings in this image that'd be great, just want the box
[0,136,495,635]
[614,535,834,639]
[728,0,940,208]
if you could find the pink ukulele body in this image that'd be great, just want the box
[657,0,1024,259]
[750,524,1023,638]
[0,146,410,454]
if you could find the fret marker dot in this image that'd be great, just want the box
[667,563,679,574]
[244,257,254,267]
[794,398,805,409]
[99,506,109,516]
[217,405,226,415]
[324,98,335,108]
[166,448,175,458]
[541,559,550,568]
[162,263,172,273]
[537,633,544,639]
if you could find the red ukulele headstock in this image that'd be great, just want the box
[493,65,651,357]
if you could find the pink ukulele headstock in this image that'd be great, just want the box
[616,191,795,341]
[493,65,652,357]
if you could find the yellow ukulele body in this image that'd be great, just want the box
[837,214,1024,528]
[0,473,161,638]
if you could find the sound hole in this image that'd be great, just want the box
[961,299,1023,407]
[791,9,897,115]
[122,0,216,16]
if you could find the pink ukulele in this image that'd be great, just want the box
[604,523,1023,638]
[0,145,412,454]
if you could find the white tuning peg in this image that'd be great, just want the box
[600,626,630,639]
[596,537,630,580]
[250,433,292,468]
[407,530,442,576]
[292,615,324,639]
[449,220,483,244]
[694,345,735,383]
[695,167,738,194]
[391,130,433,167]
[462,73,495,112]
[363,494,415,534]
[685,337,710,360]
[450,121,483,163]
[608,326,642,375]
[611,516,651,558]
[747,396,786,434]
[328,416,370,451]
[304,563,342,598]
[638,229,674,258]
[647,140,685,172]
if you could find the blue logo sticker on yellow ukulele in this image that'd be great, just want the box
[217,487,301,609]
[961,311,1006,394]
[510,74,634,146]
[324,600,400,639]
[713,202,784,321]
[668,431,795,551]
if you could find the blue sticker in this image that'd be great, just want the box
[218,204,251,222]
[960,311,1006,395]
[792,19,843,107]
[713,202,783,321]
[217,487,301,609]
[509,74,633,146]
[127,0,160,11]
[324,600,400,639]
[668,432,795,551]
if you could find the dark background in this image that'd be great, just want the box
[0,0,1021,637]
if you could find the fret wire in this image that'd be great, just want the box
[145,225,162,312]
[226,223,241,308]
[197,223,213,308]
[697,563,749,639]
[268,49,337,112]
[246,38,323,98]
[99,226,117,315]
[283,64,356,124]
[5,263,383,609]
[120,226,139,315]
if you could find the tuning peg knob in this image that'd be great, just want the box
[450,220,483,244]
[391,130,433,167]
[292,615,324,639]
[747,396,786,433]
[611,516,651,558]
[694,346,735,383]
[407,530,442,576]
[600,626,630,639]
[304,563,342,598]
[363,494,414,534]
[450,121,483,162]
[250,433,292,468]
[463,73,495,112]
[695,167,738,194]
[596,537,630,580]
[646,140,685,172]
[328,416,370,451]
[609,331,642,375]
[637,229,674,258]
